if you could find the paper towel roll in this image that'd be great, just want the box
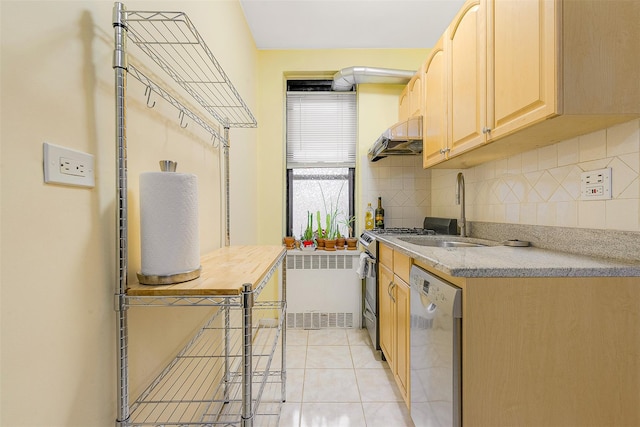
[139,171,200,280]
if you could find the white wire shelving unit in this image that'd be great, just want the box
[112,3,284,426]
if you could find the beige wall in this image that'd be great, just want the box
[255,49,428,244]
[431,119,640,232]
[0,1,257,425]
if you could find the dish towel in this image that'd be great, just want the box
[356,252,369,279]
[356,252,372,279]
[365,256,373,278]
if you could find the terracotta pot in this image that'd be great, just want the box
[283,236,295,249]
[324,239,337,251]
[336,237,346,250]
[316,238,326,250]
[346,237,358,250]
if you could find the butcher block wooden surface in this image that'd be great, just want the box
[127,245,286,296]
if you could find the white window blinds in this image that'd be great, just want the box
[286,91,357,168]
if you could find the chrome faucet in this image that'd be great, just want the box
[456,172,466,237]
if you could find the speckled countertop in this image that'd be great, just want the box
[375,234,640,278]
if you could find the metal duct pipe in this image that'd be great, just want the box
[332,66,416,91]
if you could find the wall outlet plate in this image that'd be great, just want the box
[580,167,611,200]
[43,142,95,188]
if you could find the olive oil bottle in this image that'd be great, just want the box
[365,203,374,230]
[375,197,384,229]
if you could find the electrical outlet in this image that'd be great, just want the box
[60,157,88,177]
[580,167,611,200]
[43,142,95,188]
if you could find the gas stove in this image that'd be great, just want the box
[372,227,436,235]
[359,228,435,255]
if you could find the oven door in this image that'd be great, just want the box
[363,257,379,351]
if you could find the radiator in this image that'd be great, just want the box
[286,252,362,329]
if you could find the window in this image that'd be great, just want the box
[286,81,356,238]
[287,168,355,238]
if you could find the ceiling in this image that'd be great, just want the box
[239,0,466,50]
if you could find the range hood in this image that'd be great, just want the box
[368,116,423,162]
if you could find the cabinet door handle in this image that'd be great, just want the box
[482,127,491,134]
[389,282,396,303]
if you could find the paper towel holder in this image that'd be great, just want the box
[137,266,202,286]
[159,160,177,172]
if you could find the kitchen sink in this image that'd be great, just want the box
[438,241,486,247]
[396,236,495,248]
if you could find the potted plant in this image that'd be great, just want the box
[318,183,344,251]
[346,236,358,250]
[340,215,358,250]
[336,231,346,250]
[283,235,295,249]
[315,211,326,250]
[323,212,338,251]
[301,211,315,250]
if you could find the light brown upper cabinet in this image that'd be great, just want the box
[449,0,486,162]
[408,69,424,119]
[424,0,640,169]
[422,36,448,168]
[398,85,410,122]
[425,0,486,168]
[399,69,424,122]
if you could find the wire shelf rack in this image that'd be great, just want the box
[127,64,225,145]
[124,10,257,130]
[126,302,285,426]
[114,4,277,425]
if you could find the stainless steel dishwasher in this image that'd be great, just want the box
[410,265,462,427]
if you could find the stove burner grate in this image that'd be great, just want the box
[373,227,436,235]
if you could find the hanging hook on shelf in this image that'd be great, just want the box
[144,85,156,108]
[211,133,220,148]
[178,110,188,128]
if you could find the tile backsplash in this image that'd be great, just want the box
[361,155,431,228]
[430,119,640,232]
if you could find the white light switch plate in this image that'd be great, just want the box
[580,167,611,200]
[43,142,95,188]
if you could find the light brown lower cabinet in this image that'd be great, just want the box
[393,274,410,404]
[379,244,411,406]
[378,263,394,367]
[414,260,640,427]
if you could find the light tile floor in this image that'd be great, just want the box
[278,328,414,427]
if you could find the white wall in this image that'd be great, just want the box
[0,1,258,425]
[431,119,640,232]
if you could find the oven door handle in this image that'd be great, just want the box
[363,306,375,323]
